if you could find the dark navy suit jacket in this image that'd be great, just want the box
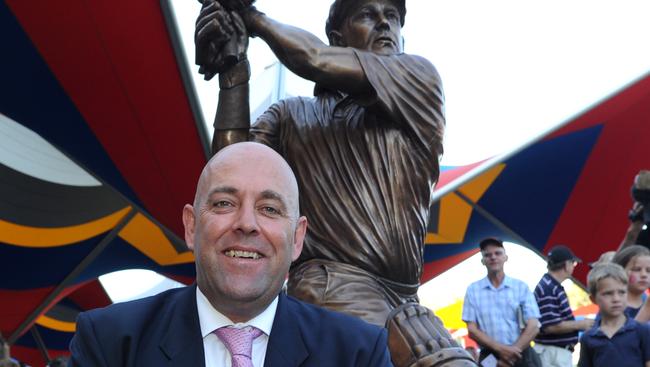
[68,285,392,366]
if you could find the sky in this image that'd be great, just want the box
[101,0,650,304]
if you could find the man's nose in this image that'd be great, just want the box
[375,14,390,30]
[232,205,259,234]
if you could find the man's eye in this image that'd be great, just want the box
[359,10,372,19]
[213,200,231,208]
[261,206,280,215]
[386,11,399,21]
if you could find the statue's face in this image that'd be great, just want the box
[338,0,402,55]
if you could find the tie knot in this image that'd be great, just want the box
[214,326,263,362]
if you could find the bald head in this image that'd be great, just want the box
[183,142,307,322]
[194,142,301,219]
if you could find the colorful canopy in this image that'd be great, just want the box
[1,0,204,364]
[423,72,650,285]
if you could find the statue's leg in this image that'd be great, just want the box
[288,261,479,367]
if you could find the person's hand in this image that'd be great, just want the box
[195,0,243,80]
[577,318,595,331]
[495,345,522,366]
[631,170,650,223]
[629,202,645,222]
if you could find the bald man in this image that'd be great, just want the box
[68,142,392,367]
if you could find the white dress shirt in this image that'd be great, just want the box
[196,287,278,367]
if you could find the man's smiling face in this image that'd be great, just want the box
[183,143,306,322]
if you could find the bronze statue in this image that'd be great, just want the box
[195,0,477,365]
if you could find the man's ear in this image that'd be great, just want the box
[291,216,308,261]
[328,30,345,47]
[182,204,196,251]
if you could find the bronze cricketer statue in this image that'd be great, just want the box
[195,0,477,365]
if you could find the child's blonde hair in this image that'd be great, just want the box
[587,263,628,296]
[612,245,650,269]
[592,251,616,267]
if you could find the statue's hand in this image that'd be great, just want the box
[218,12,249,90]
[220,0,255,11]
[195,0,237,80]
[212,10,249,86]
[229,10,248,61]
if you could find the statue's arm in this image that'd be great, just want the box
[242,8,372,96]
[211,58,251,154]
[195,7,251,155]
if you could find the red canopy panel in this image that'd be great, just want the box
[6,0,208,237]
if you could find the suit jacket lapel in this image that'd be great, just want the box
[159,284,206,367]
[265,294,309,366]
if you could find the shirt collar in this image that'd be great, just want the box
[480,274,513,290]
[588,316,636,337]
[196,286,278,338]
[544,272,564,287]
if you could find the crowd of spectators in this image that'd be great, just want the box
[462,170,650,366]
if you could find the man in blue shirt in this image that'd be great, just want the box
[462,238,541,367]
[534,245,594,366]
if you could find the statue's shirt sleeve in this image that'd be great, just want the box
[352,50,445,158]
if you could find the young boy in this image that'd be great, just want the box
[579,263,650,367]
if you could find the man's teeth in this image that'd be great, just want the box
[225,250,261,259]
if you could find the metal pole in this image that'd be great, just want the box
[30,326,50,364]
[8,208,137,344]
[454,190,537,251]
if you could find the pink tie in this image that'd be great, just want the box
[214,326,264,367]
